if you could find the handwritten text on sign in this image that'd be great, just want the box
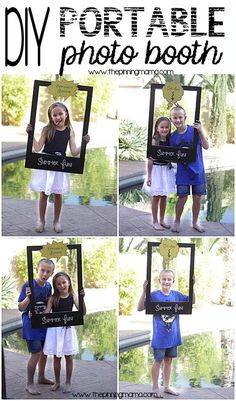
[155,303,184,313]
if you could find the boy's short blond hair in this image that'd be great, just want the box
[37,258,55,272]
[170,105,186,116]
[159,269,175,279]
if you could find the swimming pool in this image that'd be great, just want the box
[2,147,117,206]
[120,169,234,224]
[3,310,117,361]
[119,329,234,388]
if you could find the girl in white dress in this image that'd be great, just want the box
[43,272,86,393]
[144,117,175,230]
[26,102,90,233]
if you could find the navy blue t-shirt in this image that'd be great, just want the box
[18,279,52,341]
[150,290,188,349]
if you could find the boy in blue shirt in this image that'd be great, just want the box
[169,105,209,233]
[138,270,195,398]
[18,258,55,395]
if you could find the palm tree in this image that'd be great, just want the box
[1,274,17,308]
[198,74,234,147]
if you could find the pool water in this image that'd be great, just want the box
[2,147,117,206]
[120,169,234,224]
[3,310,117,362]
[119,330,234,388]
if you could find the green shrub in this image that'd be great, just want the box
[83,240,117,288]
[2,75,30,126]
[70,76,114,121]
[119,268,138,315]
[119,120,147,160]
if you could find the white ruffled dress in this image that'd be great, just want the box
[149,164,176,196]
[43,326,78,357]
[43,293,78,357]
[30,128,70,196]
[30,170,70,196]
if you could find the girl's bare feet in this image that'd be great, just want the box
[152,388,163,398]
[171,222,180,233]
[63,383,71,393]
[38,377,54,385]
[152,223,164,231]
[160,221,171,229]
[53,221,62,233]
[51,382,60,391]
[164,387,180,396]
[192,223,205,233]
[25,384,41,395]
[35,221,45,233]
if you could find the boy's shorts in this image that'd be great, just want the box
[26,340,45,353]
[153,346,178,361]
[177,183,206,197]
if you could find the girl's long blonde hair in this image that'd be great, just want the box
[52,271,75,310]
[44,102,72,142]
[152,117,171,145]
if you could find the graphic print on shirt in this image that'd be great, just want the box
[161,314,176,331]
[34,293,48,314]
[179,138,193,147]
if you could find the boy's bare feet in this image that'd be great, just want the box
[160,221,171,229]
[35,221,45,233]
[54,221,63,233]
[63,383,71,393]
[164,387,180,396]
[152,223,164,231]
[152,388,163,398]
[51,382,60,391]
[38,377,54,385]
[26,384,41,395]
[171,222,180,233]
[192,223,205,233]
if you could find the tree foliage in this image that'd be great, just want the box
[71,76,115,122]
[2,161,32,199]
[1,274,17,308]
[2,75,30,126]
[83,240,117,288]
[119,120,147,160]
[11,250,28,290]
[119,267,138,315]
[226,105,234,144]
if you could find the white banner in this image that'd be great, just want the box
[1,0,235,75]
